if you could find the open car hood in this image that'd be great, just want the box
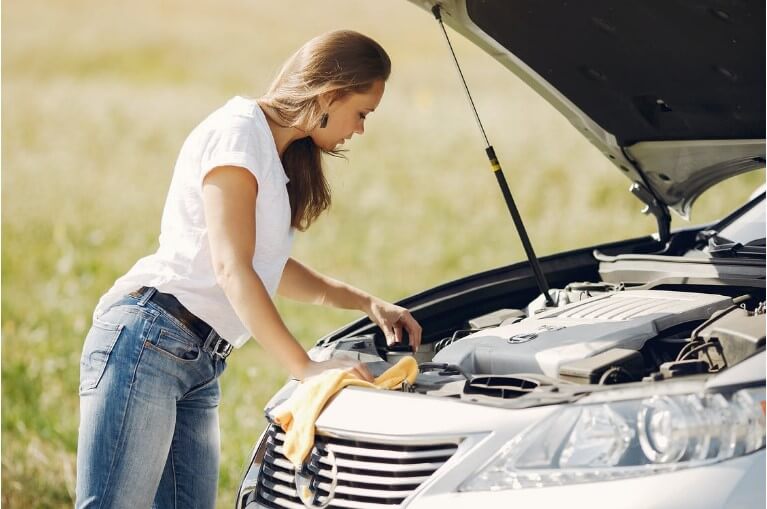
[407,0,766,218]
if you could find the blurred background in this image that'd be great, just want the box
[2,0,763,507]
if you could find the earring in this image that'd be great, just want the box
[320,113,328,128]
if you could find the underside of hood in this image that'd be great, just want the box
[408,0,766,218]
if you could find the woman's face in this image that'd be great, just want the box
[310,80,385,151]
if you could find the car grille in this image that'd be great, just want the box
[252,424,460,508]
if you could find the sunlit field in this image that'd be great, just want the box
[2,1,763,507]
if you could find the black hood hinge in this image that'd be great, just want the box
[630,181,671,246]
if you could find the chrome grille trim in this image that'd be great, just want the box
[257,480,408,509]
[262,464,417,499]
[253,424,461,509]
[258,482,403,509]
[273,431,458,460]
[263,456,431,485]
[270,445,450,473]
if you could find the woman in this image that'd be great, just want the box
[76,30,422,508]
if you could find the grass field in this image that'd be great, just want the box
[2,1,764,507]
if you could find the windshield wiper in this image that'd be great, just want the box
[706,233,766,258]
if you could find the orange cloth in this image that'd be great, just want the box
[270,356,419,468]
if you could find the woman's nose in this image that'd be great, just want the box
[354,120,365,135]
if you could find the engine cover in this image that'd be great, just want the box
[431,290,733,378]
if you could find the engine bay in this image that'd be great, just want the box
[319,284,765,406]
[310,194,766,406]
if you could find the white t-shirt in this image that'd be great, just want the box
[94,96,295,347]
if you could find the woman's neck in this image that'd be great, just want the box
[258,102,307,157]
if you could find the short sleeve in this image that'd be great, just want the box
[199,119,266,189]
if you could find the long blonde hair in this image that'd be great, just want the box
[258,30,391,231]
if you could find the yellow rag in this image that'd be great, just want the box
[270,356,419,468]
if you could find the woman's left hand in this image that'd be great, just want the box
[365,297,422,351]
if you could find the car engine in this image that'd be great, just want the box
[319,286,765,405]
[431,289,730,379]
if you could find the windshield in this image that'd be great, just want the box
[689,189,766,259]
[718,195,766,245]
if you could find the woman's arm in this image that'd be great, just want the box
[203,166,311,379]
[278,257,371,310]
[278,257,422,350]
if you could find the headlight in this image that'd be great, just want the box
[459,386,765,491]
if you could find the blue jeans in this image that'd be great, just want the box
[76,288,227,509]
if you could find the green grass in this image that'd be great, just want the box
[2,0,764,507]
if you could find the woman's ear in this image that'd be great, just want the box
[318,89,345,112]
[316,91,334,112]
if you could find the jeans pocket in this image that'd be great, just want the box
[79,317,125,394]
[144,328,201,362]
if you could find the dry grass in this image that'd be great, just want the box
[2,0,763,507]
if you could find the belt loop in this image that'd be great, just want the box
[202,328,219,352]
[137,286,157,307]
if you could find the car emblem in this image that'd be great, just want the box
[508,331,538,343]
[508,324,566,343]
[295,447,338,508]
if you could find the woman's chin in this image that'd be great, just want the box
[317,140,338,151]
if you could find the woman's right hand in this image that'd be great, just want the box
[300,358,375,383]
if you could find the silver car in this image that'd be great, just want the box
[237,1,765,508]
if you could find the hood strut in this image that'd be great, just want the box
[432,4,555,307]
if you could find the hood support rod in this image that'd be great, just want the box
[431,4,555,307]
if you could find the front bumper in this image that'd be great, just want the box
[241,446,763,509]
[237,386,766,509]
